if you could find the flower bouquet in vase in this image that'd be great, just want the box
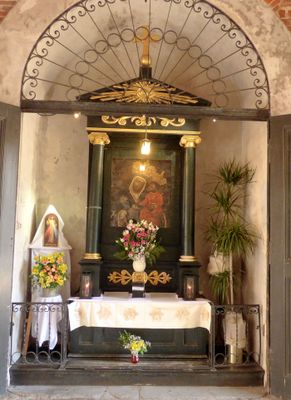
[114,219,165,272]
[119,330,151,363]
[30,252,68,296]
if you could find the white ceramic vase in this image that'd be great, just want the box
[132,255,146,272]
[41,287,59,297]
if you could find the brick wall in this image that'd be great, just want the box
[264,0,291,31]
[0,0,18,23]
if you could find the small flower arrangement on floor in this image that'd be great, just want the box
[119,330,151,358]
[30,252,68,289]
[114,219,165,265]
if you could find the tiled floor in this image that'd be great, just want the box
[0,386,278,400]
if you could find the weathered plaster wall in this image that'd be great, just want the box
[211,0,291,115]
[241,121,268,373]
[195,119,268,373]
[196,119,245,298]
[10,113,39,360]
[34,114,88,294]
[1,1,291,34]
[12,113,39,302]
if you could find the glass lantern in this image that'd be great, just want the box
[183,274,195,301]
[80,272,93,299]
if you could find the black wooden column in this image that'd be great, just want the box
[80,132,110,297]
[178,134,202,298]
[179,134,201,262]
[84,132,110,260]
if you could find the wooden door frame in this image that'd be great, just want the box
[0,102,20,395]
[269,115,291,399]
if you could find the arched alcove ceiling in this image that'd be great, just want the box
[21,0,270,117]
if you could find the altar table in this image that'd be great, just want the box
[68,293,211,332]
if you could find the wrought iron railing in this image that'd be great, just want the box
[10,302,68,366]
[10,302,261,369]
[212,304,261,368]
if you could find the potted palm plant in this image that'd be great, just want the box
[206,160,258,363]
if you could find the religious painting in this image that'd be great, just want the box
[110,159,172,228]
[43,213,59,247]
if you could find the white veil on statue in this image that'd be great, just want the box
[29,205,72,300]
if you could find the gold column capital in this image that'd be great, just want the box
[179,255,198,262]
[179,134,201,148]
[83,252,102,261]
[88,132,110,146]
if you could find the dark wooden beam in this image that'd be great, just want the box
[21,100,270,121]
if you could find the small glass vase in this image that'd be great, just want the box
[130,351,139,364]
[132,255,146,272]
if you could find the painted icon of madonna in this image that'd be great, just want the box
[110,159,171,228]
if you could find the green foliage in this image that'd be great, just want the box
[147,244,166,265]
[217,159,255,187]
[207,159,257,256]
[119,330,151,355]
[206,159,258,304]
[209,271,230,304]
[207,219,257,256]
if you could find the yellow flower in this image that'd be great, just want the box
[58,264,67,274]
[57,277,64,286]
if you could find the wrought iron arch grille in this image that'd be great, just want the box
[21,0,270,110]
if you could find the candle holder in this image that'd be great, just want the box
[183,274,195,301]
[80,271,93,299]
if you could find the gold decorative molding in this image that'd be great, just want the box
[179,134,202,148]
[101,115,156,127]
[147,271,172,286]
[179,255,198,262]
[101,115,186,128]
[107,270,172,286]
[90,81,198,105]
[83,252,102,260]
[108,269,132,285]
[132,271,147,284]
[159,117,186,127]
[88,132,110,145]
[87,126,199,136]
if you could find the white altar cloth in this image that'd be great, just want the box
[68,294,211,332]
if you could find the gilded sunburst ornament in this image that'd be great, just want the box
[90,80,198,105]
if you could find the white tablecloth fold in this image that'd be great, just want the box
[68,295,211,331]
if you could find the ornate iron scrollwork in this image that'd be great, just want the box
[21,0,269,110]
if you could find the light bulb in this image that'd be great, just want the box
[139,163,146,172]
[74,112,81,119]
[141,138,151,155]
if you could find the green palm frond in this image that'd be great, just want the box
[209,271,230,304]
[206,159,258,304]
